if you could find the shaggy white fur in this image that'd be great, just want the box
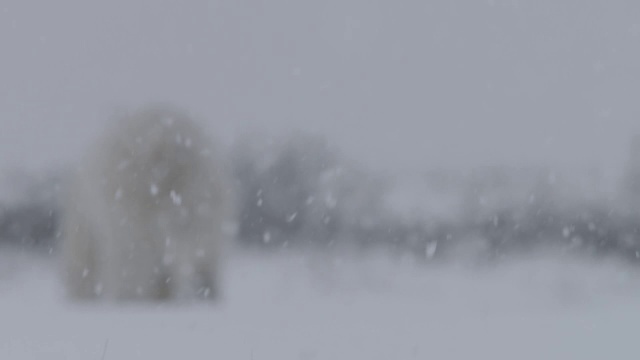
[60,105,234,303]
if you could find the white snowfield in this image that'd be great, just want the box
[0,249,639,360]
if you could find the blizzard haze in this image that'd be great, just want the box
[3,2,640,359]
[1,1,640,173]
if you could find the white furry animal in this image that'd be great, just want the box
[60,105,234,303]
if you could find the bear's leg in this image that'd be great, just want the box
[194,259,220,301]
[152,267,175,301]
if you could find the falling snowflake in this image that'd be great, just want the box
[115,187,123,200]
[117,160,130,171]
[426,242,438,259]
[170,190,182,206]
[202,287,211,298]
[325,193,338,208]
[162,116,174,126]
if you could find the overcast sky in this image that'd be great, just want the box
[1,0,640,176]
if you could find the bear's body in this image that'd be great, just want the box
[61,105,233,302]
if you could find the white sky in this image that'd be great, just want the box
[1,0,639,176]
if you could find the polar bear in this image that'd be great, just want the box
[60,104,234,303]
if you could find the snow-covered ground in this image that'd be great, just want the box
[1,248,640,360]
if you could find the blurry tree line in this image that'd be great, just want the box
[3,130,640,266]
[0,168,63,252]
